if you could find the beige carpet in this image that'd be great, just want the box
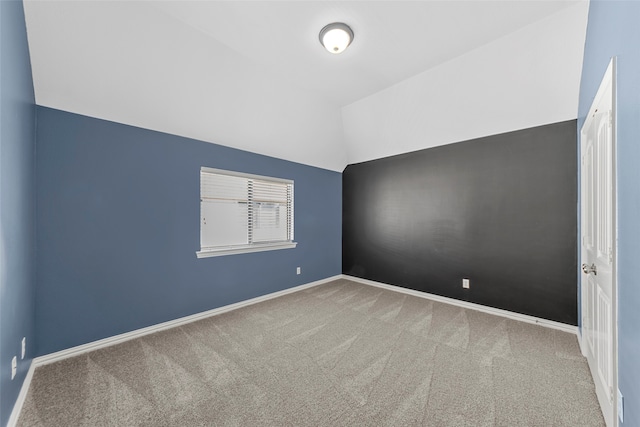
[18,279,604,426]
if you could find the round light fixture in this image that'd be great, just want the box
[319,22,354,54]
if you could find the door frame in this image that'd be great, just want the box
[579,57,618,427]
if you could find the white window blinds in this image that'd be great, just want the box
[198,167,295,257]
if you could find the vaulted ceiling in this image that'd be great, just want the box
[23,1,589,171]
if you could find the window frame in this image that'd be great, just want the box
[196,167,296,258]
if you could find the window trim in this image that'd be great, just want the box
[196,241,297,258]
[197,167,296,258]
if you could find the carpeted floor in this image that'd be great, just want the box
[17,279,604,426]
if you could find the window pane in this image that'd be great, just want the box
[201,173,248,201]
[251,202,288,243]
[201,200,248,248]
[250,179,290,243]
[251,179,289,203]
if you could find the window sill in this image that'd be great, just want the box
[196,242,297,258]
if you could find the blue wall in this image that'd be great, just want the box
[0,0,36,425]
[35,107,342,356]
[578,1,640,425]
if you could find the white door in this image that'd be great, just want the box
[581,58,617,427]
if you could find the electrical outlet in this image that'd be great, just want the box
[21,337,26,359]
[618,389,624,423]
[462,278,470,289]
[11,356,17,380]
[296,267,301,275]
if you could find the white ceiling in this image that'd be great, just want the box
[23,1,589,172]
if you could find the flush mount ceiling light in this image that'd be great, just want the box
[319,22,354,54]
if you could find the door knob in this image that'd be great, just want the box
[582,263,597,275]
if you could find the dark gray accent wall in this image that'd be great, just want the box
[579,2,640,425]
[0,1,36,425]
[343,120,577,325]
[35,107,342,356]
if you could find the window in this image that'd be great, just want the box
[197,167,296,258]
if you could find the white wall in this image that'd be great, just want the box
[342,3,589,165]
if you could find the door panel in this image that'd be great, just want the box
[596,285,612,400]
[581,59,616,427]
[586,275,595,354]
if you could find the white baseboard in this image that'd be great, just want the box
[33,275,340,367]
[342,275,579,335]
[7,360,35,427]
